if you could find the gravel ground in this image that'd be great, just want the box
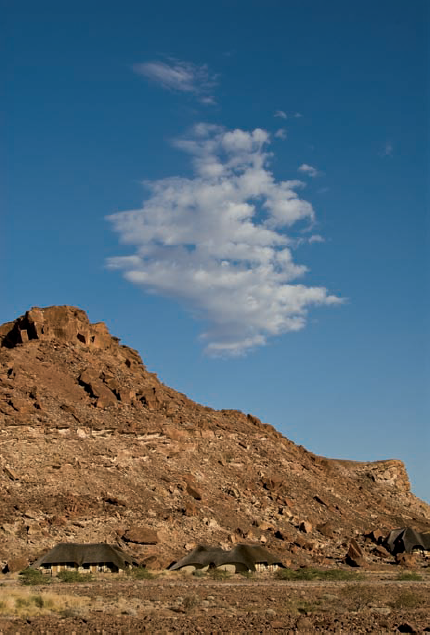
[0,573,429,633]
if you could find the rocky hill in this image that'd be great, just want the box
[0,306,429,572]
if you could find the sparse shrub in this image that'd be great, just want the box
[59,606,80,618]
[318,569,363,581]
[209,568,230,580]
[390,591,423,609]
[182,594,198,611]
[15,595,48,610]
[297,599,322,613]
[192,569,206,578]
[276,567,317,580]
[127,566,154,580]
[276,567,362,581]
[19,568,51,586]
[31,595,44,608]
[397,571,422,581]
[60,607,81,618]
[0,589,89,617]
[239,570,254,578]
[57,570,92,583]
[340,584,380,610]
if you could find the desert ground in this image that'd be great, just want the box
[0,568,429,634]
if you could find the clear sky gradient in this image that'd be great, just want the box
[3,1,429,501]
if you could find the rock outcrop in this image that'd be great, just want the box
[0,306,429,571]
[0,306,114,350]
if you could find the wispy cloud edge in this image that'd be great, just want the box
[133,58,218,104]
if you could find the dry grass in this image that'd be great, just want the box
[0,588,89,617]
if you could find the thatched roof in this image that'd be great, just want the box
[169,544,284,571]
[385,528,430,554]
[31,543,137,569]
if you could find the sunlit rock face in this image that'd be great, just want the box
[0,305,428,573]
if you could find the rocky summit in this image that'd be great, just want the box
[0,305,429,573]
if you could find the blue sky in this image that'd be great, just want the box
[3,1,429,501]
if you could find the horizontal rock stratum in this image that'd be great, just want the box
[0,305,428,571]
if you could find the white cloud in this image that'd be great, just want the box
[308,234,325,244]
[274,110,287,119]
[298,163,320,178]
[107,124,342,356]
[132,59,218,104]
[274,110,303,120]
[274,128,287,140]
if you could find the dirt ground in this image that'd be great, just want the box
[0,571,429,634]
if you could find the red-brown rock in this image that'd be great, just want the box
[373,544,390,559]
[263,476,283,492]
[183,503,198,517]
[346,538,367,567]
[186,483,202,501]
[123,527,159,545]
[395,552,417,568]
[316,521,335,538]
[299,520,313,534]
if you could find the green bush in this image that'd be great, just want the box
[19,568,51,586]
[31,595,44,608]
[127,566,154,580]
[239,570,254,578]
[192,569,206,578]
[397,571,422,581]
[316,568,363,581]
[276,567,362,581]
[182,594,198,611]
[390,591,423,609]
[57,570,92,583]
[209,568,230,580]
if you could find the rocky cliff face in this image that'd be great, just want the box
[0,306,428,571]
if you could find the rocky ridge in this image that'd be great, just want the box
[0,306,429,572]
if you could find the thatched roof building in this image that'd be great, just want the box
[169,544,284,572]
[385,528,430,554]
[32,543,137,574]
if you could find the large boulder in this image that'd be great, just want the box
[346,539,367,567]
[123,526,159,545]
